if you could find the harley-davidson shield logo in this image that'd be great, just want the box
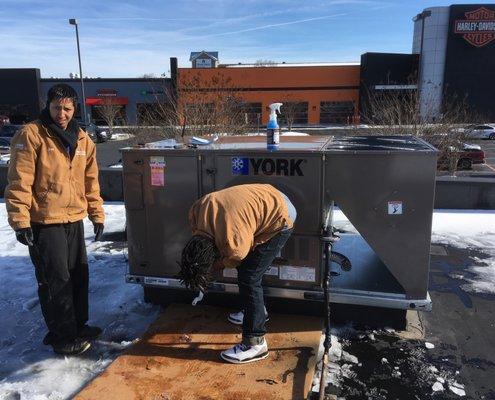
[454,7,495,47]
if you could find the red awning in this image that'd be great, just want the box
[85,97,128,106]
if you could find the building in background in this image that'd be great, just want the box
[0,69,42,124]
[413,4,495,121]
[178,62,361,125]
[358,53,419,122]
[189,51,219,68]
[40,77,171,125]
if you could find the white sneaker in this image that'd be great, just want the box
[220,339,269,364]
[227,306,269,325]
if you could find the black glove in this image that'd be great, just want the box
[16,227,34,246]
[93,223,104,241]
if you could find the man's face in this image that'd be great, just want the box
[49,98,75,130]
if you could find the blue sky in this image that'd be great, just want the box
[0,0,488,78]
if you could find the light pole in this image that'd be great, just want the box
[69,18,88,125]
[413,10,432,121]
[413,10,432,94]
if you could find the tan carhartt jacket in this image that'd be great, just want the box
[188,184,293,268]
[5,120,105,230]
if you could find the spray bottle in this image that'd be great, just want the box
[267,102,283,150]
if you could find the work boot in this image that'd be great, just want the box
[78,325,102,340]
[52,338,91,356]
[220,338,269,364]
[227,306,269,325]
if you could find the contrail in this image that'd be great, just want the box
[181,13,348,39]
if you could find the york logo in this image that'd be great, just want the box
[231,157,305,176]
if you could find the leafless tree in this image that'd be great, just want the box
[130,71,251,144]
[278,99,307,131]
[96,97,123,135]
[254,59,277,67]
[361,82,478,174]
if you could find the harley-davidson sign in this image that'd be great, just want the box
[454,7,495,47]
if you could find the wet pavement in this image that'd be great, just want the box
[316,245,495,400]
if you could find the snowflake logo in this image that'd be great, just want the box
[231,157,249,175]
[232,158,245,171]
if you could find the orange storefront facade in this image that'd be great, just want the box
[177,64,361,125]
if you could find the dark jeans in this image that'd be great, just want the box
[29,221,89,343]
[237,228,293,346]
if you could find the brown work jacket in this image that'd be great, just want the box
[188,184,293,268]
[5,120,105,230]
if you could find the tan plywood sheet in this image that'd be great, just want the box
[75,303,322,400]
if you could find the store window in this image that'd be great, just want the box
[320,101,355,124]
[279,102,308,127]
[91,105,126,126]
[242,102,262,125]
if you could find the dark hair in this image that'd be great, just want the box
[178,235,219,291]
[47,84,78,108]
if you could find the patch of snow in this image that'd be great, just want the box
[341,351,358,364]
[448,381,466,397]
[425,342,435,349]
[432,382,444,392]
[280,131,309,136]
[0,202,159,400]
[109,132,133,141]
[381,357,388,364]
[432,210,495,295]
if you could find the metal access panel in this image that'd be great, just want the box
[325,136,438,306]
[198,135,328,289]
[122,146,199,280]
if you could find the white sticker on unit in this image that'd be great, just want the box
[144,277,169,286]
[388,201,403,215]
[279,266,315,282]
[265,266,279,276]
[223,268,238,278]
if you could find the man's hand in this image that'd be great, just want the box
[93,223,104,241]
[15,228,34,246]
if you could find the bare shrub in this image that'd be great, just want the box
[361,82,478,174]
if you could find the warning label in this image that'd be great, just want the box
[388,201,403,215]
[150,156,166,187]
[279,266,315,282]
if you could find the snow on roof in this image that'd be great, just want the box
[219,62,360,68]
[190,51,219,61]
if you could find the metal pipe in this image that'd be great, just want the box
[319,200,334,400]
[319,240,333,400]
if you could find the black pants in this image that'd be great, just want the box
[237,228,293,346]
[29,221,89,343]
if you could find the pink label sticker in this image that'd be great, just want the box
[151,165,165,186]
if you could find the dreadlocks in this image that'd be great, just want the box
[178,235,219,291]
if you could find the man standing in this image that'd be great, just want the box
[178,183,296,364]
[5,84,105,356]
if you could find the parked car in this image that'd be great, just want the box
[0,124,22,138]
[463,124,495,140]
[0,137,10,155]
[77,121,109,143]
[0,139,10,165]
[438,143,485,170]
[424,136,485,170]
